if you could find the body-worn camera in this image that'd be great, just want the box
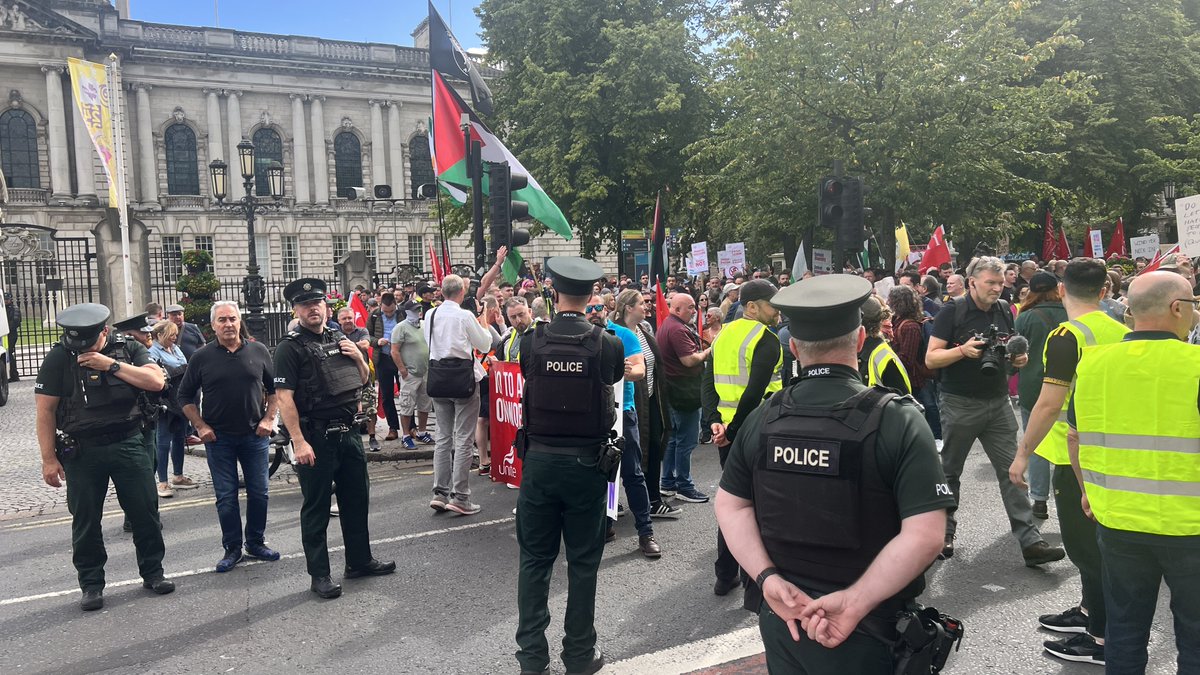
[971,324,1011,377]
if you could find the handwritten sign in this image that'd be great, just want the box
[1130,234,1159,260]
[1177,194,1200,257]
[691,241,709,270]
[717,251,736,278]
[813,248,833,275]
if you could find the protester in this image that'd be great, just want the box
[474,295,503,472]
[165,303,206,360]
[657,292,710,515]
[858,296,910,393]
[148,320,192,497]
[367,293,403,442]
[390,300,434,450]
[336,307,379,451]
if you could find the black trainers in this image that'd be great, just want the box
[1032,500,1049,519]
[1023,540,1066,567]
[939,534,955,560]
[649,502,683,519]
[1044,633,1104,665]
[714,577,740,596]
[1039,606,1089,634]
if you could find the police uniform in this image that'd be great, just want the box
[113,313,165,533]
[35,304,174,611]
[515,257,623,675]
[718,276,955,673]
[273,279,395,599]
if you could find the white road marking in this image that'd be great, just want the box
[607,625,763,673]
[0,516,513,607]
[981,584,1006,593]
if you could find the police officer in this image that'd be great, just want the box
[113,313,166,534]
[35,303,175,611]
[273,279,395,600]
[515,257,623,675]
[858,296,911,394]
[714,275,954,673]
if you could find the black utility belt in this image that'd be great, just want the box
[70,422,142,449]
[526,441,603,458]
[301,416,357,436]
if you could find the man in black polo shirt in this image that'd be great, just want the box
[177,300,280,574]
[926,256,1065,566]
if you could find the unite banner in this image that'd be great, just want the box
[66,58,118,207]
[489,361,524,487]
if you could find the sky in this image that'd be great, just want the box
[126,0,485,50]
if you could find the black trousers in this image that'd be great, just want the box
[294,429,374,577]
[375,354,400,432]
[715,442,742,582]
[7,328,18,378]
[644,392,665,505]
[1053,464,1106,636]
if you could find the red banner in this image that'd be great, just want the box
[488,361,524,487]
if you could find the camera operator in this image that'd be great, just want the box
[926,256,1065,567]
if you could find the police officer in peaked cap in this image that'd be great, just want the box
[515,257,624,675]
[35,303,175,611]
[713,275,957,673]
[113,312,169,533]
[273,278,395,600]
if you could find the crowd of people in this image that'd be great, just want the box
[30,240,1200,674]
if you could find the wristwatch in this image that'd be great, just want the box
[108,361,121,375]
[755,566,779,588]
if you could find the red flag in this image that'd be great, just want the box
[349,291,368,329]
[919,225,951,273]
[1105,217,1127,258]
[1139,243,1180,275]
[650,193,669,329]
[1042,208,1057,262]
[1056,227,1072,259]
[428,242,445,283]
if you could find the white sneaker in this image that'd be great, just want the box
[935,439,944,452]
[157,482,174,498]
[445,500,481,515]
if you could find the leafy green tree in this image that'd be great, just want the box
[477,0,713,259]
[691,0,1092,270]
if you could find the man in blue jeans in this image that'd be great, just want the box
[586,296,661,558]
[656,294,711,504]
[178,300,281,573]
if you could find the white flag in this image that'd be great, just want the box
[791,240,809,281]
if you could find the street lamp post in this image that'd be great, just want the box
[209,138,284,342]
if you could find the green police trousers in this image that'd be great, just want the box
[294,428,373,577]
[759,604,893,674]
[515,450,609,673]
[61,432,165,591]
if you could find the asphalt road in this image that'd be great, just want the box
[0,381,1183,674]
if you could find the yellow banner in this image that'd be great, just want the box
[66,58,118,207]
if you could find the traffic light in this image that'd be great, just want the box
[488,162,531,255]
[838,177,866,252]
[818,176,844,230]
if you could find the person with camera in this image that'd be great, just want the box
[35,303,174,611]
[514,257,623,675]
[274,279,394,599]
[926,256,1065,566]
[1006,259,1129,666]
[715,275,955,673]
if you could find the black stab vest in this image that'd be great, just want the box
[523,323,614,441]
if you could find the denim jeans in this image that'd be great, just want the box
[619,409,653,537]
[915,381,942,440]
[1018,407,1052,502]
[662,407,701,493]
[1097,525,1200,675]
[155,414,186,483]
[204,432,270,551]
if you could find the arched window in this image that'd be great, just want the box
[164,124,199,195]
[408,134,434,199]
[334,132,363,199]
[0,109,41,188]
[251,127,283,196]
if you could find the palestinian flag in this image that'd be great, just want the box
[650,194,669,329]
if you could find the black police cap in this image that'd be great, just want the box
[57,302,111,351]
[113,313,154,334]
[282,278,328,305]
[771,274,872,341]
[545,257,604,297]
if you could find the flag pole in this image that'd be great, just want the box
[107,54,135,317]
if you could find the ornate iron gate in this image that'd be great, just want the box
[1,224,97,376]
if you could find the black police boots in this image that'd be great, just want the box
[343,559,396,579]
[310,576,342,599]
[80,589,103,611]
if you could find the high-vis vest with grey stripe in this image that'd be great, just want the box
[712,318,783,424]
[867,341,911,394]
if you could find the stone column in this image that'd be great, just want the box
[42,65,71,200]
[204,88,224,165]
[133,83,158,206]
[387,101,406,198]
[226,90,243,200]
[71,95,96,203]
[369,99,387,191]
[289,94,310,204]
[310,95,329,204]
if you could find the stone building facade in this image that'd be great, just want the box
[0,0,609,311]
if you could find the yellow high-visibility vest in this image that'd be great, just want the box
[1074,338,1200,536]
[712,318,782,424]
[867,340,911,394]
[1034,311,1129,465]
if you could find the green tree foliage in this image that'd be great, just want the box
[477,0,713,258]
[691,0,1092,269]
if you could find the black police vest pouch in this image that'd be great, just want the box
[283,330,362,417]
[57,335,142,437]
[753,387,902,588]
[524,323,614,440]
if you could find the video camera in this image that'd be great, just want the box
[970,325,1027,377]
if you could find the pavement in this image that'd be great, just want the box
[0,378,1184,674]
